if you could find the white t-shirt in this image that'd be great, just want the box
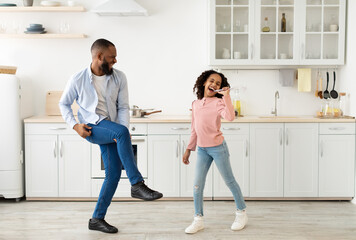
[92,74,109,119]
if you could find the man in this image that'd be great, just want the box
[59,38,163,234]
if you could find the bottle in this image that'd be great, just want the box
[232,89,241,117]
[339,92,346,116]
[281,13,286,32]
[262,17,270,32]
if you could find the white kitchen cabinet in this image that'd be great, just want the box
[147,123,213,198]
[319,123,355,197]
[209,0,346,66]
[213,123,250,198]
[25,123,91,198]
[284,123,318,197]
[250,123,284,197]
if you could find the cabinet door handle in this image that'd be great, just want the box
[49,127,67,130]
[320,140,323,158]
[223,127,240,130]
[182,140,186,156]
[176,140,179,158]
[301,43,304,59]
[279,129,282,145]
[286,129,289,146]
[245,139,248,157]
[328,127,345,131]
[53,141,57,158]
[171,127,189,131]
[59,141,63,158]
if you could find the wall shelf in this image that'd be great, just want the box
[0,33,86,39]
[0,6,85,12]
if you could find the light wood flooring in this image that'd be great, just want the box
[1,199,356,240]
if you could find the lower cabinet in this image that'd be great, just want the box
[25,124,91,198]
[319,123,355,197]
[213,123,250,198]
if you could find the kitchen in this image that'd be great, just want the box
[1,0,356,239]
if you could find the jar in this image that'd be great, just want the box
[322,99,332,117]
[339,92,346,116]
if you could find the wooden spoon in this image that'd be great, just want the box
[318,72,323,99]
[315,77,319,97]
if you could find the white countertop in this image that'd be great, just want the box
[23,114,356,123]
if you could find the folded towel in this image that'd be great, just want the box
[297,68,311,92]
[279,69,295,87]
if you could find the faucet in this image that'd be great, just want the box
[271,91,279,116]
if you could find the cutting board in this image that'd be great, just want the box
[46,91,79,116]
[0,65,17,75]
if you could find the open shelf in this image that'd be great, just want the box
[0,6,85,12]
[0,33,86,39]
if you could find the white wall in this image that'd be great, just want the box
[0,0,350,118]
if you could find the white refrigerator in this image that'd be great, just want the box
[0,73,24,200]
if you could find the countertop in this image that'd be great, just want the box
[23,115,356,123]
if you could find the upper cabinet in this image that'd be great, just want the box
[208,0,346,67]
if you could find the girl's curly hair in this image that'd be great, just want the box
[193,70,230,100]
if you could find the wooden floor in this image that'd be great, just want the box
[1,199,356,240]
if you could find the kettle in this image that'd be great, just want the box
[222,48,230,59]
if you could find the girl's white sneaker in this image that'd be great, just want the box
[185,216,204,234]
[231,210,248,231]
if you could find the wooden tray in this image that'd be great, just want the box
[46,91,79,116]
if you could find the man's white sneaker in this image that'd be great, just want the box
[231,210,248,231]
[185,216,204,234]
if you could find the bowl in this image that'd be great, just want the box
[27,27,45,32]
[29,24,43,28]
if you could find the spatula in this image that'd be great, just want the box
[323,71,330,99]
[330,70,338,99]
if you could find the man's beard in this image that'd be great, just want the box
[100,58,113,75]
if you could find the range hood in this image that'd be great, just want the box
[92,0,148,16]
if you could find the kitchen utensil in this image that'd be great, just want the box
[318,72,323,99]
[130,105,162,118]
[214,87,235,92]
[315,72,319,97]
[323,71,330,99]
[330,70,338,99]
[0,3,17,6]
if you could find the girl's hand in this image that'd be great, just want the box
[182,149,191,165]
[218,87,230,96]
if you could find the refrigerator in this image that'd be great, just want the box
[0,72,24,200]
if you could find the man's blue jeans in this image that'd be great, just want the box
[86,120,144,219]
[194,140,246,216]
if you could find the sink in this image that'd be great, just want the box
[258,116,299,118]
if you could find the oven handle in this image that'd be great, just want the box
[131,138,146,142]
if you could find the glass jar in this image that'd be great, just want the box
[232,88,241,117]
[339,92,346,117]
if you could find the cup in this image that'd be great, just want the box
[243,24,248,32]
[280,53,288,59]
[233,51,241,59]
[23,0,33,6]
[329,24,338,32]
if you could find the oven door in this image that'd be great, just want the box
[91,136,148,179]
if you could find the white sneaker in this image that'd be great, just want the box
[185,216,204,234]
[231,210,248,231]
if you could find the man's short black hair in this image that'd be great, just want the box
[91,38,115,53]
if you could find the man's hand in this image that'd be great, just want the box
[182,149,191,165]
[73,123,92,138]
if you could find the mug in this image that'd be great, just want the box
[329,24,338,32]
[233,51,241,59]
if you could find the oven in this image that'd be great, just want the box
[91,124,148,179]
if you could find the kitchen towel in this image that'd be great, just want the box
[297,68,311,92]
[279,69,295,87]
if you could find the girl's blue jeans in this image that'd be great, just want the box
[194,140,246,216]
[85,120,143,219]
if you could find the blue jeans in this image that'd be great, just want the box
[85,120,143,219]
[194,140,246,216]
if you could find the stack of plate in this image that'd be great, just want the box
[24,24,47,34]
[0,3,17,7]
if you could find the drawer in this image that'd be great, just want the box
[148,123,191,134]
[319,123,355,135]
[25,123,76,135]
[129,123,147,135]
[221,123,249,135]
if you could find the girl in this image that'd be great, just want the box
[183,70,247,234]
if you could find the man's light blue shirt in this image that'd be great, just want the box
[59,65,130,129]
